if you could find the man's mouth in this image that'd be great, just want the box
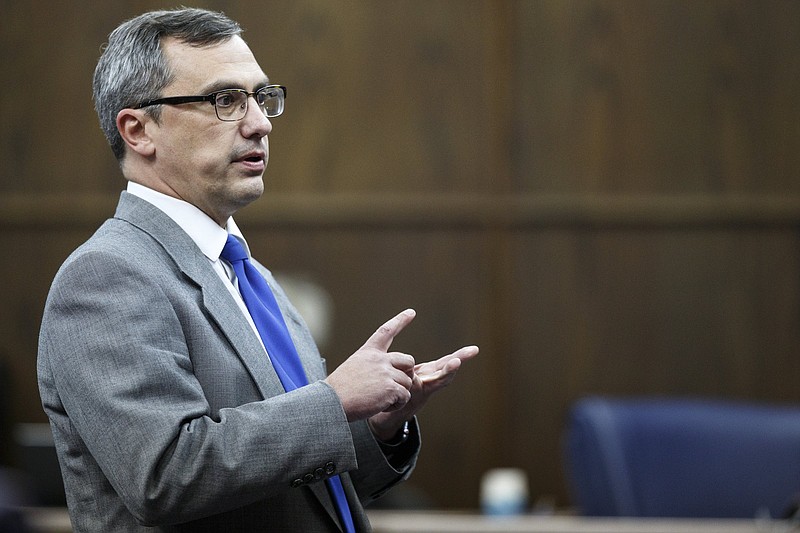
[234,151,266,173]
[237,151,264,162]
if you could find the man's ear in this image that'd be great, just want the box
[116,108,156,157]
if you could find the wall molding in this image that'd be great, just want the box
[2,192,800,230]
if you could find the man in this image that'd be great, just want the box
[37,8,477,532]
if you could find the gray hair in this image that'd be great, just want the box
[93,8,242,161]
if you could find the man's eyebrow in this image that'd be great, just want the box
[198,78,271,94]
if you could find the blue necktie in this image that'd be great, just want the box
[221,235,356,533]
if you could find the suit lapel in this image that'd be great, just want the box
[113,192,285,398]
[200,278,286,397]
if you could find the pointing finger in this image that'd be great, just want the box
[362,309,416,352]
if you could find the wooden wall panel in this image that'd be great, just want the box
[256,0,500,194]
[0,229,101,424]
[2,0,800,513]
[513,0,800,194]
[0,1,123,194]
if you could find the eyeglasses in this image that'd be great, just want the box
[133,85,286,121]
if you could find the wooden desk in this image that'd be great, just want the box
[23,507,794,533]
[367,510,792,533]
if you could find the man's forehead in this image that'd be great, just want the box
[161,35,269,91]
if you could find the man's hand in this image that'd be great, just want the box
[324,309,418,422]
[367,343,479,442]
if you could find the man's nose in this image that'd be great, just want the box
[240,96,273,137]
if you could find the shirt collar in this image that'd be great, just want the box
[126,181,251,261]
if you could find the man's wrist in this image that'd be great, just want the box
[369,418,410,446]
[382,420,410,446]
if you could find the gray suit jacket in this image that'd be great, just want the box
[38,192,419,532]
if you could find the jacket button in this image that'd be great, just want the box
[303,473,315,484]
[291,478,303,488]
[324,462,336,475]
[314,468,326,479]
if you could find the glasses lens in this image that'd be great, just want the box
[257,87,285,117]
[214,90,248,121]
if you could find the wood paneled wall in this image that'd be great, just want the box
[2,0,799,509]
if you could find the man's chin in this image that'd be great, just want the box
[233,180,265,208]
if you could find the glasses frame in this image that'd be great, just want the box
[132,85,287,121]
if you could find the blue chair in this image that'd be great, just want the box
[563,396,800,518]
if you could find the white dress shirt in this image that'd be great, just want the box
[126,181,264,346]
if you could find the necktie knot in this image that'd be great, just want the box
[221,234,248,263]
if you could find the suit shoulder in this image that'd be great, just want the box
[54,218,171,281]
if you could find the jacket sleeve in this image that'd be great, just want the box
[349,417,421,506]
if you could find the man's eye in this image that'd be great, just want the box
[216,92,235,107]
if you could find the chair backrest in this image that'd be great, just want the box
[563,396,800,518]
